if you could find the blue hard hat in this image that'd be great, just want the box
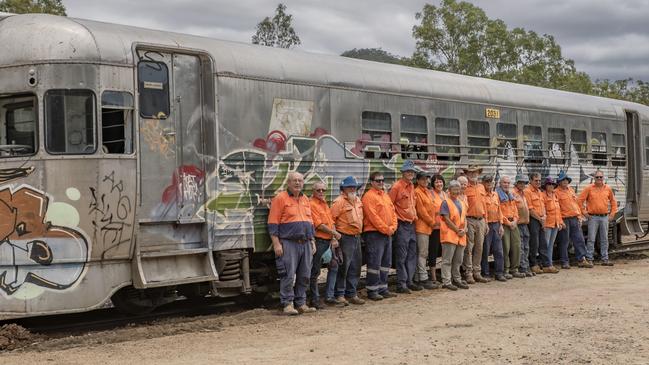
[401,159,417,172]
[340,176,361,189]
[557,170,572,184]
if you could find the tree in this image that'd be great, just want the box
[341,48,404,65]
[0,0,66,15]
[251,3,300,49]
[592,79,649,106]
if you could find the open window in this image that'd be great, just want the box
[400,114,427,160]
[571,129,588,162]
[467,120,490,161]
[611,133,626,166]
[101,91,134,154]
[523,125,543,163]
[548,127,565,164]
[45,89,96,154]
[434,118,460,161]
[591,132,607,166]
[361,111,392,159]
[0,94,37,157]
[496,123,517,160]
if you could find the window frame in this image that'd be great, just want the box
[101,90,135,155]
[523,125,543,163]
[547,127,566,164]
[400,114,428,160]
[44,89,97,155]
[611,133,626,166]
[434,117,461,161]
[570,129,588,162]
[137,60,171,119]
[467,119,490,161]
[0,94,38,158]
[361,111,393,159]
[591,131,608,166]
[496,122,517,159]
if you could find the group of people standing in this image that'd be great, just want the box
[267,161,618,315]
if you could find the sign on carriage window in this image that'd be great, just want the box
[612,133,626,166]
[138,61,170,119]
[591,132,607,166]
[434,117,460,161]
[361,111,392,159]
[467,120,490,160]
[400,114,427,160]
[496,123,517,160]
[45,90,96,154]
[0,95,37,157]
[548,128,565,164]
[571,129,588,161]
[523,125,543,162]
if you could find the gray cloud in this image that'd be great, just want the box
[64,0,649,81]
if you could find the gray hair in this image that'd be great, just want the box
[448,180,461,189]
[457,176,468,184]
[500,175,511,183]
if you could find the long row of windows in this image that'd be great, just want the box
[0,90,133,158]
[359,111,627,166]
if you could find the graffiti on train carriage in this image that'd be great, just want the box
[0,185,90,299]
[89,171,133,259]
[0,166,35,184]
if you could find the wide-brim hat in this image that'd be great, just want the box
[557,171,572,184]
[340,176,362,189]
[515,174,529,184]
[465,165,483,173]
[542,176,558,188]
[401,159,417,172]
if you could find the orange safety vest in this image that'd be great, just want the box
[440,197,467,246]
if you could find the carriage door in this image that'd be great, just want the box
[620,111,644,235]
[137,51,205,224]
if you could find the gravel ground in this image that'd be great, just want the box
[3,257,649,365]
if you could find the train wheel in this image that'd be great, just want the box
[111,286,171,315]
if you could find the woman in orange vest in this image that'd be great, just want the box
[428,174,447,285]
[414,172,440,290]
[541,177,564,274]
[439,180,468,291]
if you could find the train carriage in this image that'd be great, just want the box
[0,13,648,317]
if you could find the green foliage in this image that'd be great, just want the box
[592,79,649,106]
[0,0,66,15]
[251,3,301,49]
[341,48,404,65]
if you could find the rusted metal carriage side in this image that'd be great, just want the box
[0,12,648,317]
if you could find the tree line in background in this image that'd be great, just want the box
[2,0,646,106]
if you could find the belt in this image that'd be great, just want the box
[467,216,483,220]
[341,232,361,238]
[564,216,579,219]
[591,213,608,217]
[398,220,414,224]
[281,238,310,243]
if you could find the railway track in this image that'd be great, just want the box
[610,240,649,255]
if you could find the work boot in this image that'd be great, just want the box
[408,283,424,291]
[381,291,398,298]
[325,298,345,307]
[465,275,476,284]
[335,296,350,306]
[296,304,317,314]
[282,303,299,316]
[453,280,469,289]
[561,263,571,270]
[442,284,458,291]
[310,300,326,310]
[601,260,614,266]
[347,296,366,305]
[495,275,508,282]
[511,272,526,279]
[367,293,384,301]
[421,280,439,290]
[504,273,513,280]
[577,258,594,268]
[524,271,534,277]
[531,265,543,274]
[396,287,412,294]
[542,266,560,274]
[473,273,490,283]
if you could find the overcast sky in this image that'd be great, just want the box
[64,0,649,81]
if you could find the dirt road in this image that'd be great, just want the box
[4,257,649,365]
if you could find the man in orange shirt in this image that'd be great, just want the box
[462,165,489,284]
[268,172,317,315]
[308,181,342,309]
[497,176,524,279]
[578,170,618,266]
[362,172,398,300]
[555,171,592,269]
[330,176,365,305]
[480,175,506,282]
[524,172,546,274]
[389,160,420,293]
[512,174,533,277]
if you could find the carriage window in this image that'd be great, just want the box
[400,114,427,160]
[435,117,460,161]
[361,111,392,159]
[138,61,170,119]
[612,133,626,166]
[523,125,543,163]
[548,128,565,164]
[467,120,490,160]
[645,136,649,167]
[45,90,96,154]
[571,129,588,162]
[496,123,517,160]
[102,91,134,154]
[591,132,607,166]
[0,95,37,157]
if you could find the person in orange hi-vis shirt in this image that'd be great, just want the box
[268,172,316,315]
[578,170,618,266]
[480,175,507,282]
[462,165,490,284]
[540,177,563,274]
[427,174,448,285]
[362,171,398,301]
[524,172,546,275]
[413,172,440,290]
[512,174,533,277]
[555,171,592,269]
[330,176,365,305]
[389,160,420,293]
[308,180,342,310]
[497,176,524,279]
[439,180,468,291]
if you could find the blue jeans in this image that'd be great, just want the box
[394,221,417,289]
[309,238,338,303]
[557,217,587,264]
[482,222,504,277]
[276,239,313,307]
[587,215,610,261]
[544,227,558,267]
[335,234,362,298]
[364,231,391,296]
[528,218,543,267]
[518,224,530,272]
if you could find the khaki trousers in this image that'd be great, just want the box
[463,218,486,275]
[502,224,521,274]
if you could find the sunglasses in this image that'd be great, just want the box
[315,189,326,192]
[594,176,604,179]
[373,179,385,183]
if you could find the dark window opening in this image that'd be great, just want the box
[435,118,460,161]
[612,133,626,167]
[361,111,392,159]
[101,91,134,154]
[548,128,565,164]
[592,132,607,166]
[45,89,96,154]
[571,129,588,162]
[496,123,517,160]
[523,125,543,163]
[0,95,37,157]
[467,120,490,161]
[400,114,428,160]
[138,61,170,119]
